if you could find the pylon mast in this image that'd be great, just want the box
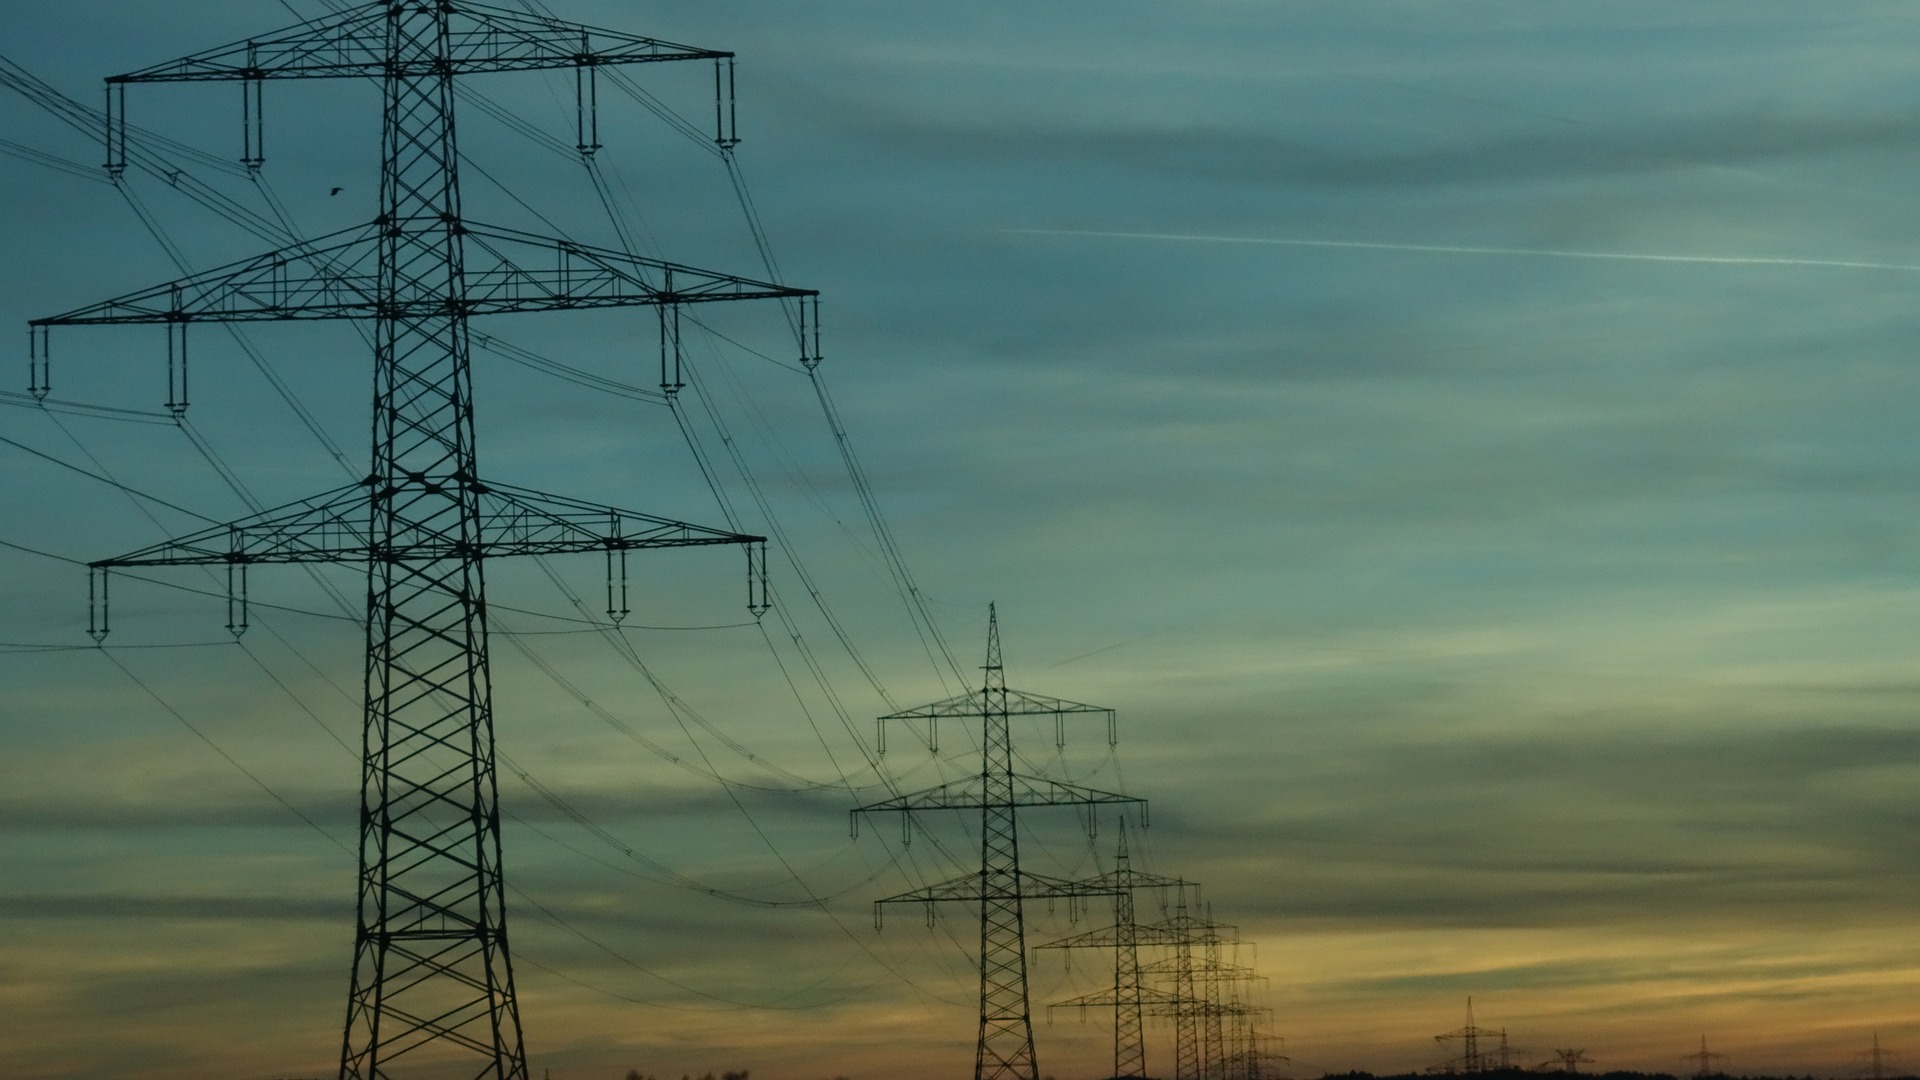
[1681,1035,1727,1078]
[32,5,815,1078]
[854,607,1145,1080]
[1038,820,1189,1080]
[1123,890,1231,1080]
[1433,998,1506,1075]
[1136,901,1261,1080]
[1861,1033,1896,1080]
[1542,1049,1594,1074]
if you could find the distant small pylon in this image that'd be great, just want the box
[1536,1049,1593,1074]
[1858,1033,1898,1080]
[1682,1035,1727,1078]
[1431,998,1507,1074]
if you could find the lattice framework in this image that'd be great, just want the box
[34,4,813,1078]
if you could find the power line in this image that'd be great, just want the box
[0,430,218,521]
[12,0,996,1032]
[32,11,821,1074]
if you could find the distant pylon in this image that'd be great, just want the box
[1539,1049,1594,1074]
[1147,890,1210,1080]
[1132,891,1254,1080]
[1137,905,1263,1080]
[1682,1035,1727,1078]
[1038,819,1189,1080]
[1859,1033,1897,1080]
[1432,998,1506,1074]
[855,607,1146,1080]
[1197,903,1269,1080]
[1230,1030,1289,1080]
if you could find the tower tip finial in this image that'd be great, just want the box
[982,603,1003,688]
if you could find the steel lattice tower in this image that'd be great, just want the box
[1682,1035,1727,1079]
[31,4,815,1077]
[1150,892,1207,1080]
[1435,999,1507,1075]
[1131,892,1252,1080]
[1861,1035,1896,1080]
[1173,905,1263,1080]
[855,607,1144,1080]
[1039,821,1189,1080]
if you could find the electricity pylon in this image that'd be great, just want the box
[1198,905,1265,1080]
[1432,998,1506,1074]
[31,5,814,1078]
[1139,909,1263,1080]
[1039,820,1189,1080]
[1227,1031,1288,1080]
[1127,891,1236,1080]
[1859,1034,1897,1080]
[1682,1036,1727,1078]
[1540,1050,1594,1074]
[854,606,1145,1080]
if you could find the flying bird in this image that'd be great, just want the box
[329,186,343,196]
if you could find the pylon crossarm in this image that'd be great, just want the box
[853,773,1144,815]
[1142,1001,1263,1019]
[30,225,379,326]
[1049,986,1182,1010]
[1036,910,1182,945]
[474,481,764,554]
[111,2,725,84]
[1019,871,1131,900]
[88,478,761,568]
[1141,956,1260,979]
[1140,910,1235,936]
[463,223,816,310]
[1070,866,1189,892]
[874,871,1124,908]
[90,480,371,568]
[880,685,1112,720]
[30,222,811,330]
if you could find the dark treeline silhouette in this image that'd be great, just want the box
[625,1071,775,1080]
[1320,1072,1914,1080]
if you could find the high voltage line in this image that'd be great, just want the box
[0,3,1003,1035]
[1,3,1187,1065]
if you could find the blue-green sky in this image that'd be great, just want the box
[7,2,1920,1078]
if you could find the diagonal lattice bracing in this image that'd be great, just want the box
[30,223,810,327]
[1037,822,1189,1080]
[855,608,1146,1080]
[36,4,806,1078]
[109,2,727,84]
[85,481,769,566]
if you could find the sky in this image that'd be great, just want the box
[5,2,1920,1078]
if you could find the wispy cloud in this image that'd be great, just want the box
[1002,227,1920,273]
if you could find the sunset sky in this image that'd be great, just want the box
[6,2,1920,1078]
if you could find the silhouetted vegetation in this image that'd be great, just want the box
[1320,1072,1912,1080]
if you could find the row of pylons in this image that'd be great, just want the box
[854,607,1281,1080]
[1432,1001,1899,1079]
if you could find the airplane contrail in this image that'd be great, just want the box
[1000,227,1920,273]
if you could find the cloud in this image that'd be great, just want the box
[0,892,345,920]
[808,95,1920,189]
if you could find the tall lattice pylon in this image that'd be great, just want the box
[855,607,1144,1080]
[1039,820,1189,1080]
[1682,1035,1727,1079]
[1434,998,1508,1075]
[31,5,815,1078]
[1186,904,1267,1080]
[1137,895,1256,1080]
